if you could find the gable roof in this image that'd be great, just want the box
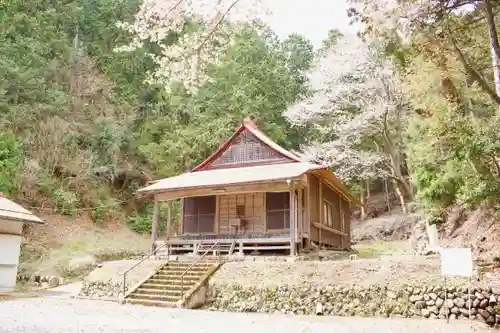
[191,118,301,172]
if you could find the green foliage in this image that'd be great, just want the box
[404,49,500,210]
[1,0,315,232]
[52,188,79,215]
[0,132,23,196]
[137,24,314,177]
[127,201,180,234]
[90,186,119,225]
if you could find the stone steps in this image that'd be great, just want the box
[134,287,184,296]
[125,261,218,308]
[127,298,177,307]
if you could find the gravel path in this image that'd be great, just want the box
[0,298,495,333]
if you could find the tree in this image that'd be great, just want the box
[286,33,412,213]
[348,0,500,106]
[137,22,315,177]
[115,0,269,92]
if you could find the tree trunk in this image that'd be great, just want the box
[366,180,371,199]
[360,182,367,219]
[384,177,391,213]
[484,0,500,97]
[393,180,407,214]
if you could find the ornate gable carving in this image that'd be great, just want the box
[204,129,291,170]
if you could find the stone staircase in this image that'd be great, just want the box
[125,260,220,308]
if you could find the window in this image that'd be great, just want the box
[266,192,290,230]
[323,200,334,227]
[183,196,216,233]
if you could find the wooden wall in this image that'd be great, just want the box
[217,193,266,234]
[308,173,351,249]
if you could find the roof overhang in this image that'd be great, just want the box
[0,198,44,224]
[138,162,325,196]
[138,162,361,205]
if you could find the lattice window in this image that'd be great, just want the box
[208,130,287,168]
[266,192,290,230]
[183,196,216,233]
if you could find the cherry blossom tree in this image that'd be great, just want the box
[286,33,412,212]
[115,0,269,92]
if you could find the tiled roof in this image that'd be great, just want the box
[138,162,326,194]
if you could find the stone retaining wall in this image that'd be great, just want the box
[79,280,132,298]
[206,284,500,327]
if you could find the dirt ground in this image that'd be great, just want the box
[212,241,500,289]
[20,212,150,277]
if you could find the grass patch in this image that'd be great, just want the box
[19,229,149,278]
[354,241,407,259]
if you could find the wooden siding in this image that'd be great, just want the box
[308,173,351,249]
[217,193,266,234]
[204,129,291,170]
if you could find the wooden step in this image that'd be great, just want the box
[149,276,200,284]
[134,288,184,296]
[128,293,180,303]
[126,298,176,307]
[156,271,207,277]
[140,282,194,290]
[160,265,214,274]
[166,262,216,268]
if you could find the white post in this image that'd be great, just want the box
[150,195,159,252]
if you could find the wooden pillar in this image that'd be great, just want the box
[151,194,159,252]
[289,184,296,256]
[339,200,345,250]
[297,188,303,240]
[166,200,172,254]
[305,184,311,247]
[318,180,323,247]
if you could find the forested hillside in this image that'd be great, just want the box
[0,0,314,232]
[3,0,500,259]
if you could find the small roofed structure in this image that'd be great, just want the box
[0,194,43,292]
[138,118,360,256]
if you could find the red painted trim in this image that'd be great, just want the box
[191,120,301,172]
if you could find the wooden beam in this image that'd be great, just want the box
[151,195,159,251]
[313,222,348,237]
[156,181,296,201]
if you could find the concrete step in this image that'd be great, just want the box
[134,287,184,297]
[140,282,194,290]
[128,292,180,303]
[126,298,176,308]
[162,266,214,273]
[146,279,199,288]
[149,276,200,284]
[166,262,216,269]
[156,271,206,278]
